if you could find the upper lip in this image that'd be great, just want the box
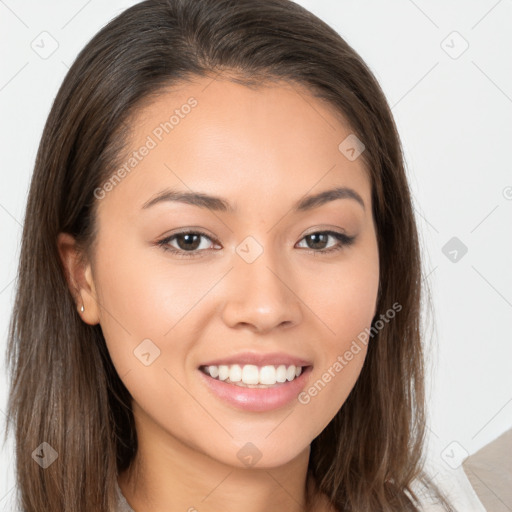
[199,351,312,368]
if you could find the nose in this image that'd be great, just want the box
[220,249,303,334]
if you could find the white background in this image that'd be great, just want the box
[1,0,511,509]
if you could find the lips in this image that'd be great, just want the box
[198,364,313,412]
[198,351,312,368]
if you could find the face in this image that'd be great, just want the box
[82,76,379,469]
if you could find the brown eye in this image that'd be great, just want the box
[172,233,203,251]
[296,231,355,253]
[157,230,219,258]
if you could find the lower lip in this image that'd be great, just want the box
[198,366,313,412]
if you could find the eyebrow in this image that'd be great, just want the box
[141,186,365,212]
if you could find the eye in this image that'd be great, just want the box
[156,229,356,259]
[156,230,219,259]
[295,230,356,254]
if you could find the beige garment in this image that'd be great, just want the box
[463,428,512,512]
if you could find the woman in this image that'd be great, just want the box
[5,0,454,510]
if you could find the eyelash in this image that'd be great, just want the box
[156,229,356,259]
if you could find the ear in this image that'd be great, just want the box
[57,232,100,325]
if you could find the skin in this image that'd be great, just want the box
[58,75,379,512]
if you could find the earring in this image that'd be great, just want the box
[80,304,84,313]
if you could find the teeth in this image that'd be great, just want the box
[202,364,304,386]
[276,365,287,383]
[259,365,276,385]
[218,365,229,381]
[229,364,242,382]
[242,364,259,384]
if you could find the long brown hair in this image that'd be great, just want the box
[4,0,453,510]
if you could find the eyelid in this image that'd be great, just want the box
[164,226,217,239]
[301,224,348,237]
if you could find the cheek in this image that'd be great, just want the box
[92,251,210,441]
[296,277,374,435]
[304,249,379,347]
[295,250,378,424]
[297,344,368,429]
[93,241,234,405]
[91,240,204,372]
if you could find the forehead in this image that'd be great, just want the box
[100,76,371,217]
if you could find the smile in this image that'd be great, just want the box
[198,364,313,412]
[200,363,304,387]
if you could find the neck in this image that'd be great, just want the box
[118,405,317,512]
